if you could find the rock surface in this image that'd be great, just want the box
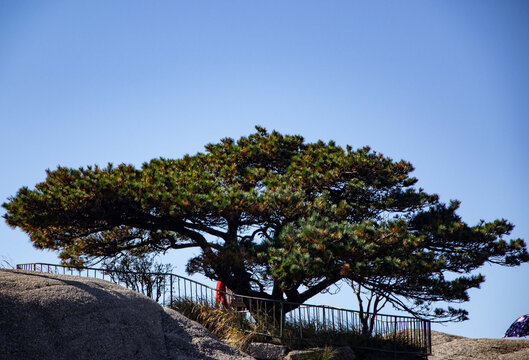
[331,346,357,360]
[0,269,254,360]
[429,330,529,360]
[284,347,356,360]
[245,342,289,360]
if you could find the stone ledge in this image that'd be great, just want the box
[245,342,289,360]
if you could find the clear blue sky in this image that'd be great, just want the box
[1,0,528,339]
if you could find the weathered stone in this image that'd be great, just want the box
[0,269,254,360]
[429,330,529,360]
[283,346,355,360]
[245,342,289,359]
[283,349,318,360]
[331,346,356,360]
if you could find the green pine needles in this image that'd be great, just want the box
[3,126,528,322]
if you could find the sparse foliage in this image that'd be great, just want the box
[0,256,14,269]
[103,252,173,302]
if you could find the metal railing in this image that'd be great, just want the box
[17,262,431,355]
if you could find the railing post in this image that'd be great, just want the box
[425,320,430,354]
[170,274,173,306]
[394,316,397,352]
[322,306,326,331]
[280,302,284,339]
[178,277,181,299]
[331,308,335,333]
[299,306,303,339]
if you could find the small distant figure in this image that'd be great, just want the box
[215,281,228,307]
[504,314,529,338]
[215,281,245,309]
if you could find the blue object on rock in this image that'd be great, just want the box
[504,314,529,338]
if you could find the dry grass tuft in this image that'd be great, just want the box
[171,299,254,349]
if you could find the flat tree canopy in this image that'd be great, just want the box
[3,127,528,318]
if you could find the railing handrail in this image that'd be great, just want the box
[16,262,432,355]
[15,262,429,321]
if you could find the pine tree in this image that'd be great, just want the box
[4,127,527,318]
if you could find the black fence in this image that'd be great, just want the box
[16,262,431,355]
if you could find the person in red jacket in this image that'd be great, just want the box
[215,281,227,307]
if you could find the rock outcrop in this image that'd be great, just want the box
[429,330,529,360]
[0,269,254,360]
